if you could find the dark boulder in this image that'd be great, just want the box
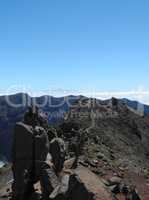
[12,122,49,162]
[50,138,66,173]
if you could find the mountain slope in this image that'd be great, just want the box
[63,97,149,170]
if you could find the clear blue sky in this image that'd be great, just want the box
[0,0,149,102]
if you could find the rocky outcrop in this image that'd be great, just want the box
[0,165,112,200]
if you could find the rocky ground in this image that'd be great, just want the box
[59,97,149,199]
[1,97,149,199]
[0,158,146,200]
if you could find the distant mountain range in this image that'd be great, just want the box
[0,93,149,161]
[122,98,149,116]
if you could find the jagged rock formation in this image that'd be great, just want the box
[1,96,149,199]
[0,93,78,160]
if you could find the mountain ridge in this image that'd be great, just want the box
[0,93,149,161]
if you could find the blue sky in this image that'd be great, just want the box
[0,0,149,102]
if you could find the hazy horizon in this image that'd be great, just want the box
[0,91,149,106]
